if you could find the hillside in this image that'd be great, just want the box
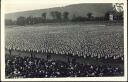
[5,3,113,20]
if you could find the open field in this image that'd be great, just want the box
[5,24,124,59]
[5,23,124,78]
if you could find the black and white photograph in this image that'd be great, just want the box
[1,0,127,81]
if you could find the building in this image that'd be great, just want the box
[108,10,123,21]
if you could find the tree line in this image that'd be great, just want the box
[5,11,123,26]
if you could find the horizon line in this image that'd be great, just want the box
[5,3,112,14]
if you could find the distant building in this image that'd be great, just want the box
[108,10,123,21]
[109,13,114,21]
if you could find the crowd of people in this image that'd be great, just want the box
[5,55,123,78]
[6,26,124,61]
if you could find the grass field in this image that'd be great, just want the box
[5,24,124,59]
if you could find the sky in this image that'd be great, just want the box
[4,0,92,13]
[4,0,124,13]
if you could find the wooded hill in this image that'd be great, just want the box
[5,3,113,21]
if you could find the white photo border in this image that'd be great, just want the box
[1,0,127,81]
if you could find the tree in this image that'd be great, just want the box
[63,11,69,21]
[104,12,110,21]
[71,14,76,21]
[41,13,47,21]
[50,11,62,22]
[5,19,14,25]
[26,16,32,25]
[55,11,62,21]
[87,13,93,21]
[50,11,56,20]
[16,16,26,26]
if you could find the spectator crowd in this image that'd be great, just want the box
[5,55,123,78]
